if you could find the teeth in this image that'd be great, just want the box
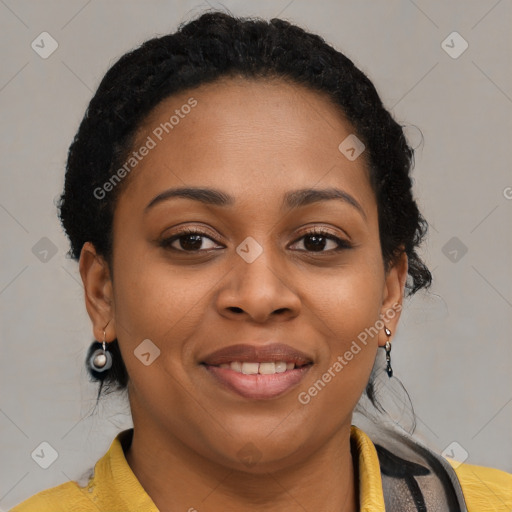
[241,362,259,375]
[275,361,287,373]
[259,362,276,374]
[222,361,296,375]
[230,361,242,372]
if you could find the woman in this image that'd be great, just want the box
[11,11,511,512]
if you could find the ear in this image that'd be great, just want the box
[378,249,408,347]
[79,242,116,342]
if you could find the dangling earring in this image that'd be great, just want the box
[384,326,393,378]
[90,327,113,372]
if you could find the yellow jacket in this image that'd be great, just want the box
[10,426,512,511]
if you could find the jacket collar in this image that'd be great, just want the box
[93,424,465,511]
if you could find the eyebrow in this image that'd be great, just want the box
[145,186,367,220]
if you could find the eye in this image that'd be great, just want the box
[159,228,222,252]
[159,227,352,254]
[289,228,352,253]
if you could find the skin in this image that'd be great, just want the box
[80,77,408,512]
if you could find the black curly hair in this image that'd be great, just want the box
[59,11,431,413]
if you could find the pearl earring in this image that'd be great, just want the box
[90,328,112,372]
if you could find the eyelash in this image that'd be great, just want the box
[158,227,353,254]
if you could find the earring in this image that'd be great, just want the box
[384,326,393,378]
[90,328,113,372]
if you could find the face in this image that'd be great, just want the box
[81,77,407,472]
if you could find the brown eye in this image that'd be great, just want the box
[159,229,221,252]
[290,229,352,253]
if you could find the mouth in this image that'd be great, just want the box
[200,343,314,400]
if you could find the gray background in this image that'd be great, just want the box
[1,0,511,509]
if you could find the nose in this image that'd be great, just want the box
[215,247,301,323]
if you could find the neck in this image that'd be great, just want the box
[124,422,358,512]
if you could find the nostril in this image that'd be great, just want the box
[228,307,244,313]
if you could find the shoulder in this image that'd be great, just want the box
[9,481,95,511]
[448,459,512,511]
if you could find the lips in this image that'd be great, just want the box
[201,343,313,400]
[201,343,313,366]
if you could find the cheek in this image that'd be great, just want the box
[110,255,214,416]
[300,254,384,397]
[112,254,217,345]
[295,285,381,435]
[304,250,384,338]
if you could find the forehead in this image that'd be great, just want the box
[118,77,375,215]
